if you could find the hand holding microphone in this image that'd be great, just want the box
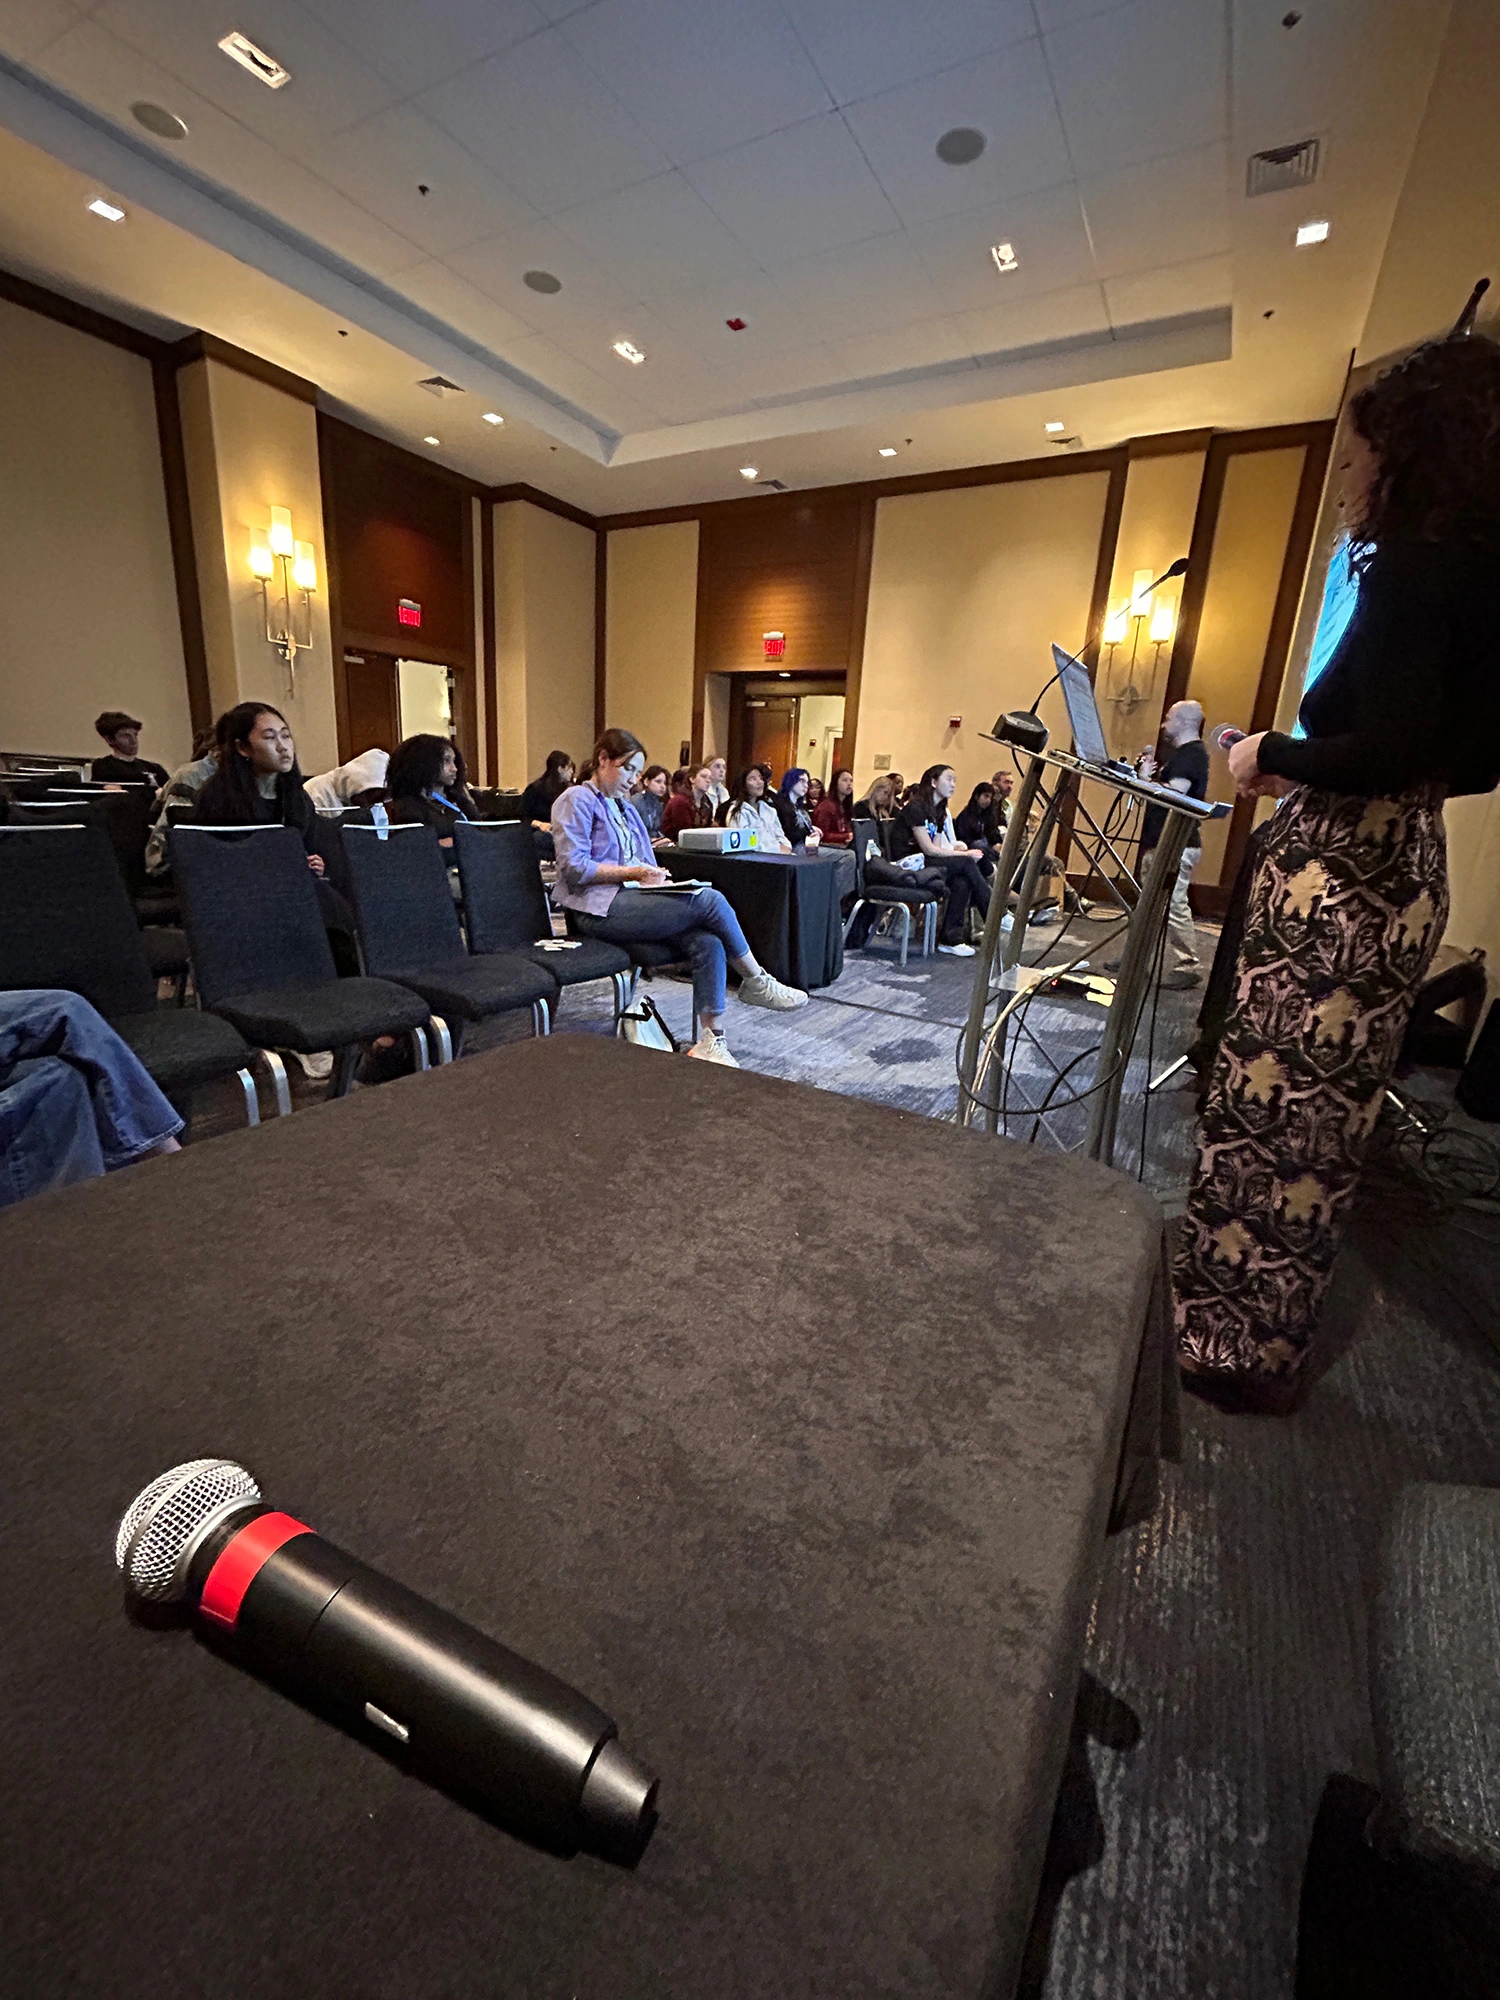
[115,1459,659,1865]
[1212,725,1293,800]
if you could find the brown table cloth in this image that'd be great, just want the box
[0,1035,1171,1998]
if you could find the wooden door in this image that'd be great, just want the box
[743,695,797,778]
[342,651,400,758]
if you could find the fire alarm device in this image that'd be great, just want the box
[948,713,962,729]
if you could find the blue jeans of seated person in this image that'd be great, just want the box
[0,988,183,1209]
[572,886,751,1022]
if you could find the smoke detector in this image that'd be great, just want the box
[1245,138,1320,197]
[417,375,466,399]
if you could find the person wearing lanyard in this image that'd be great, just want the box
[552,728,809,1067]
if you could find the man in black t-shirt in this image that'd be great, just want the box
[90,711,169,791]
[1137,699,1209,986]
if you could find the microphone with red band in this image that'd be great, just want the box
[1210,724,1247,753]
[115,1458,658,1866]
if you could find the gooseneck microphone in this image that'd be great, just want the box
[115,1459,658,1865]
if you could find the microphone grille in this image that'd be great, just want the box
[115,1458,261,1600]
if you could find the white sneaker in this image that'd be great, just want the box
[737,970,808,1010]
[288,1050,334,1080]
[938,941,976,957]
[687,1029,739,1066]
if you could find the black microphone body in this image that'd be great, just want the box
[116,1464,658,1867]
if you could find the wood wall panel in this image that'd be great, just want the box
[694,491,868,678]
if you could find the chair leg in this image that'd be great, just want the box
[842,896,866,943]
[258,1048,292,1117]
[235,1066,260,1127]
[328,1046,360,1099]
[923,903,937,958]
[611,970,630,1020]
[427,1015,454,1065]
[173,970,188,1008]
[533,997,552,1037]
[897,905,911,969]
[410,1026,430,1072]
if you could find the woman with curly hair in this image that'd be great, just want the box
[1175,294,1500,1414]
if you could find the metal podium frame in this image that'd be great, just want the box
[956,749,1225,1167]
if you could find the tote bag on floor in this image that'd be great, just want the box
[618,994,679,1053]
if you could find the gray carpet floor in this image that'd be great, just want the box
[178,911,1500,1999]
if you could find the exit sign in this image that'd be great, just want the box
[397,598,422,628]
[762,630,785,660]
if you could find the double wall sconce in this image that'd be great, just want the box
[249,506,318,688]
[1102,568,1176,718]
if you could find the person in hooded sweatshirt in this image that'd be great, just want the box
[303,747,390,817]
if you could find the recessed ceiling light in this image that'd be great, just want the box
[481,411,504,425]
[935,127,986,166]
[739,465,759,480]
[87,197,125,222]
[523,269,561,294]
[612,340,645,365]
[990,241,1018,274]
[778,672,791,679]
[1044,420,1067,434]
[1295,219,1329,246]
[217,29,290,89]
[877,446,898,457]
[131,101,188,141]
[423,435,440,446]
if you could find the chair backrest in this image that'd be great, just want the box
[169,825,336,1004]
[340,822,466,974]
[0,824,156,1017]
[452,821,550,953]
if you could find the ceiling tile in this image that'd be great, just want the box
[844,39,1072,229]
[685,112,899,263]
[1032,0,1135,27]
[318,104,536,257]
[1078,142,1229,281]
[824,315,977,385]
[551,171,759,299]
[297,0,546,96]
[389,258,538,348]
[779,0,1034,107]
[33,19,428,277]
[560,0,831,166]
[417,28,668,215]
[728,342,851,402]
[1103,251,1231,328]
[907,180,1096,313]
[504,330,659,429]
[767,232,946,341]
[545,300,720,390]
[0,0,83,62]
[91,0,400,151]
[1044,0,1227,179]
[446,217,638,331]
[649,270,824,364]
[951,280,1111,359]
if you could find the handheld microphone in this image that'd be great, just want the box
[1210,724,1246,753]
[115,1459,659,1865]
[986,557,1191,752]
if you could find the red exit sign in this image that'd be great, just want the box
[397,598,422,628]
[762,630,785,660]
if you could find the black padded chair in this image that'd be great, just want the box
[12,796,190,989]
[341,823,556,1059]
[170,824,432,1104]
[0,824,257,1122]
[844,819,939,967]
[452,821,634,1022]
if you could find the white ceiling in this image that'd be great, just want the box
[0,0,1463,509]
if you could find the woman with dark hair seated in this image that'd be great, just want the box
[812,768,856,847]
[385,734,470,847]
[632,764,671,839]
[660,763,715,842]
[518,749,572,855]
[954,781,1004,878]
[773,768,822,850]
[891,764,991,955]
[553,729,808,1067]
[721,765,790,851]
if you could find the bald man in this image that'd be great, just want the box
[1138,699,1210,987]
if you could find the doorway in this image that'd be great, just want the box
[728,674,846,781]
[338,651,476,771]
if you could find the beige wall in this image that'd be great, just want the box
[177,357,338,771]
[0,297,190,767]
[1097,450,1205,761]
[856,472,1111,798]
[491,500,596,787]
[604,519,699,771]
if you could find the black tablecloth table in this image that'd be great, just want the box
[0,1036,1172,1999]
[661,846,844,987]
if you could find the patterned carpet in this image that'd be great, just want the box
[179,915,1500,1998]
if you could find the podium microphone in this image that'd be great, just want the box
[986,557,1191,752]
[115,1458,659,1865]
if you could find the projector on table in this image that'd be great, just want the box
[676,825,758,853]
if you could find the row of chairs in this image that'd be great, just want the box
[0,820,650,1125]
[842,817,941,967]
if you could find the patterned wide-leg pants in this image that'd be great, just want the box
[1174,783,1448,1410]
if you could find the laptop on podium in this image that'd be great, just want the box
[1049,643,1222,816]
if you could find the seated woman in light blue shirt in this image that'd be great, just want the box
[551,728,809,1067]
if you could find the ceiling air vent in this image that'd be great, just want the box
[1048,434,1085,452]
[1245,138,1320,197]
[757,477,789,491]
[416,375,466,399]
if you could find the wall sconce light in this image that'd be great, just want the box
[1148,596,1175,645]
[251,509,317,688]
[1104,567,1177,718]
